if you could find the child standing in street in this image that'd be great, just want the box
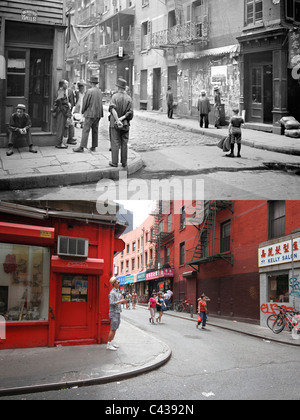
[197,294,211,329]
[226,108,245,158]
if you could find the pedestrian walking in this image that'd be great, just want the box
[131,290,137,309]
[65,80,77,145]
[6,104,37,156]
[108,78,134,168]
[107,276,127,351]
[166,85,174,119]
[148,292,157,324]
[197,294,211,329]
[53,80,72,149]
[73,76,103,153]
[214,87,222,129]
[226,108,245,158]
[126,291,131,309]
[166,288,173,309]
[197,90,211,129]
[156,292,167,323]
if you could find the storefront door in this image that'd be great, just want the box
[5,48,51,131]
[250,65,273,124]
[55,274,98,345]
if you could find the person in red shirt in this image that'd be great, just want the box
[196,294,211,329]
[148,292,157,324]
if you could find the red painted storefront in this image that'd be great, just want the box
[0,202,125,350]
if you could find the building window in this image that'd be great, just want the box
[220,221,231,253]
[127,244,130,254]
[269,201,286,239]
[246,0,263,25]
[180,206,185,229]
[180,242,185,265]
[132,258,135,271]
[141,20,152,50]
[168,214,172,232]
[286,0,300,22]
[132,242,136,252]
[0,243,50,321]
[268,273,289,303]
[121,261,124,273]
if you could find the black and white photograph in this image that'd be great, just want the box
[0,0,300,404]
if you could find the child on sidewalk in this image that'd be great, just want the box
[226,108,245,158]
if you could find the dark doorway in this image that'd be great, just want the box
[153,68,161,111]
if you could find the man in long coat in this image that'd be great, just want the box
[73,76,103,152]
[197,90,211,129]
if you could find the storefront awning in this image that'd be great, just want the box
[0,222,55,246]
[176,44,240,61]
[51,256,104,275]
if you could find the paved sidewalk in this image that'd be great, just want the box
[0,109,299,191]
[0,307,298,398]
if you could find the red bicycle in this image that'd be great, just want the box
[268,306,300,339]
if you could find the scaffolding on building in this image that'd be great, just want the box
[186,200,234,271]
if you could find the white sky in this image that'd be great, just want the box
[116,200,155,228]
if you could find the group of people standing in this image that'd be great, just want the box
[52,76,134,168]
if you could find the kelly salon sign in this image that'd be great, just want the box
[259,237,300,268]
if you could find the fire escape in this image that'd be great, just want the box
[151,0,209,50]
[186,201,234,271]
[150,201,174,270]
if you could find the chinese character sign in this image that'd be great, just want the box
[258,237,300,268]
[289,29,300,68]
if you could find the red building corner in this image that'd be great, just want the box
[0,201,126,350]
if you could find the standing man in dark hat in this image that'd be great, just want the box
[7,104,37,156]
[108,78,134,168]
[73,75,103,153]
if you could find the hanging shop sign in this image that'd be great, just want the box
[21,10,38,23]
[88,62,100,70]
[258,237,300,268]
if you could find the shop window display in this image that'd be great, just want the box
[268,273,289,303]
[0,243,50,321]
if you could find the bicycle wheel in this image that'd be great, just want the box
[272,315,286,334]
[177,304,183,312]
[267,314,277,330]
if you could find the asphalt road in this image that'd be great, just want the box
[6,307,300,401]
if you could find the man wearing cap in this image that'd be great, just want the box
[73,76,103,153]
[108,78,134,168]
[7,104,37,156]
[197,90,211,129]
[107,276,127,351]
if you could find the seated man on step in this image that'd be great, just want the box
[7,104,37,156]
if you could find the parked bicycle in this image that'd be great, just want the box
[267,306,300,339]
[174,300,191,313]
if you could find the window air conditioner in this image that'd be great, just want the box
[57,236,89,258]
